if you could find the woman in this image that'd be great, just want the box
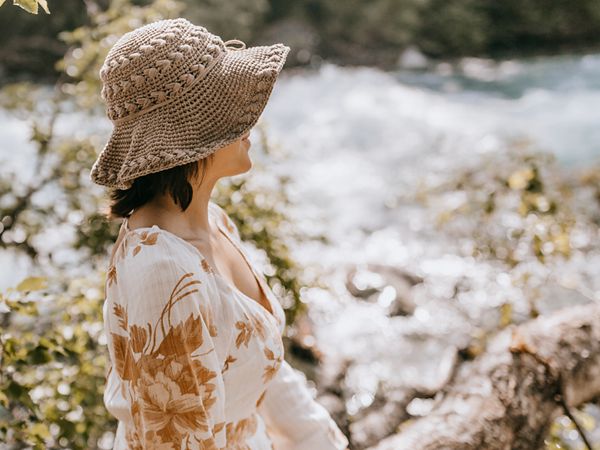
[89,18,350,450]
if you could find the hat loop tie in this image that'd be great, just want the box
[224,39,246,50]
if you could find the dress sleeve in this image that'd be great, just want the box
[257,359,350,450]
[108,231,228,449]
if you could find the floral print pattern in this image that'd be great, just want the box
[109,270,223,448]
[102,201,349,449]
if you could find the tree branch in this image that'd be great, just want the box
[368,302,600,450]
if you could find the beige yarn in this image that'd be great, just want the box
[89,18,290,190]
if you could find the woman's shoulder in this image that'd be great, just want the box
[110,224,218,295]
[107,202,239,290]
[109,201,233,268]
[107,224,224,309]
[105,227,231,344]
[113,224,190,265]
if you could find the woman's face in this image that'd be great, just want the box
[208,130,253,179]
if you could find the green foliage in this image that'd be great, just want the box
[4,1,599,448]
[545,407,598,450]
[0,273,114,448]
[0,0,186,263]
[413,141,600,449]
[411,139,596,330]
[426,140,574,270]
[0,0,85,83]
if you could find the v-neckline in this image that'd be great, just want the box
[121,206,276,319]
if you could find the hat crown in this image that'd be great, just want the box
[99,18,225,123]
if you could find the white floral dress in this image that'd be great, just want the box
[102,200,350,450]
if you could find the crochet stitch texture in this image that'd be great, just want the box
[90,18,290,190]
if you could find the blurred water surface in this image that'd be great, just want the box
[259,51,600,447]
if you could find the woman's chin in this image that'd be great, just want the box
[236,156,252,174]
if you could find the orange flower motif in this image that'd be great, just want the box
[200,258,214,274]
[113,303,128,331]
[235,311,269,349]
[248,312,267,340]
[135,361,210,438]
[110,266,226,447]
[105,206,298,449]
[107,264,117,286]
[132,230,159,256]
[225,414,258,449]
[195,436,220,450]
[199,302,218,338]
[129,324,148,353]
[222,354,237,374]
[235,316,253,348]
[125,428,144,450]
[262,346,282,384]
[220,210,237,236]
[255,390,266,407]
[143,430,175,450]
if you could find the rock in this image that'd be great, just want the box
[534,281,593,315]
[368,264,423,316]
[346,263,422,315]
[349,387,416,449]
[397,46,429,70]
[345,265,384,299]
[367,264,424,287]
[385,276,417,317]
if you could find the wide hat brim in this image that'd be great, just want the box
[90,42,290,190]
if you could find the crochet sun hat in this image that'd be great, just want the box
[89,18,290,190]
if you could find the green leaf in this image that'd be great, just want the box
[15,276,48,292]
[499,303,513,328]
[28,422,51,440]
[28,344,51,364]
[0,390,8,408]
[13,0,38,14]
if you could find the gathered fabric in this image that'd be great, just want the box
[102,200,349,449]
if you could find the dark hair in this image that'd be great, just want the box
[107,155,214,220]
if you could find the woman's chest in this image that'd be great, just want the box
[218,296,285,413]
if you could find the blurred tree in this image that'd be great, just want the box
[184,0,271,43]
[5,0,600,79]
[485,0,600,55]
[416,0,490,57]
[306,0,425,66]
